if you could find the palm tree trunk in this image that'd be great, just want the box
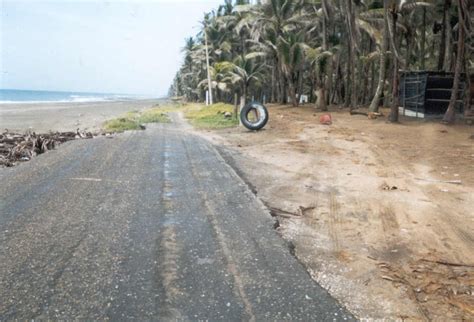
[297,68,304,101]
[287,73,299,107]
[322,0,328,51]
[369,6,388,113]
[331,53,341,104]
[421,7,426,70]
[443,0,466,123]
[282,75,288,104]
[240,84,247,125]
[389,10,400,123]
[344,0,358,110]
[321,0,331,105]
[234,92,239,120]
[321,0,332,106]
[356,57,363,105]
[309,72,315,103]
[369,61,375,103]
[314,63,327,110]
[276,62,282,103]
[316,85,327,111]
[437,0,450,70]
[337,62,345,105]
[444,10,453,72]
[271,63,276,103]
[344,60,351,107]
[370,60,384,110]
[364,38,374,105]
[405,34,411,70]
[326,59,333,106]
[277,63,287,104]
[362,63,369,105]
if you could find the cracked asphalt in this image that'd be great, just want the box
[0,122,354,320]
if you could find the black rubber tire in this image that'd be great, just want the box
[240,102,269,131]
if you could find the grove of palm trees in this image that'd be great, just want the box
[168,1,474,319]
[170,0,472,123]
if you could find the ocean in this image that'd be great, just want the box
[0,89,149,104]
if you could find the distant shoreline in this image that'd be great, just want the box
[0,98,149,105]
[0,99,164,133]
[0,88,158,105]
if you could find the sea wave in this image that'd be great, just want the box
[0,96,138,104]
[0,89,155,104]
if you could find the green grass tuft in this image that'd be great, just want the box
[138,108,171,124]
[103,117,142,132]
[103,103,237,131]
[185,103,238,129]
[103,107,170,132]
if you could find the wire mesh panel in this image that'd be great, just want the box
[400,71,427,117]
[400,71,466,118]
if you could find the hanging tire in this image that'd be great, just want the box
[240,102,269,131]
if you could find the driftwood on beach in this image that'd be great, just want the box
[0,129,98,167]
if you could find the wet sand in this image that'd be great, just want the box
[0,99,162,133]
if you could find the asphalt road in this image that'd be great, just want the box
[0,122,354,320]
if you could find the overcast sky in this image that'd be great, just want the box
[0,0,223,96]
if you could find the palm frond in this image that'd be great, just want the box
[356,18,383,45]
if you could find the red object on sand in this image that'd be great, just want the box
[319,113,332,125]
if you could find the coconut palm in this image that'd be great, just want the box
[217,52,267,106]
[277,31,306,106]
[306,46,335,110]
[170,0,471,124]
[443,0,471,123]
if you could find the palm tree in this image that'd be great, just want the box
[172,0,469,127]
[369,2,389,112]
[343,0,361,109]
[442,0,470,123]
[278,31,306,106]
[306,46,334,110]
[243,0,306,104]
[385,0,433,122]
[198,63,232,102]
[217,52,267,107]
[182,37,196,71]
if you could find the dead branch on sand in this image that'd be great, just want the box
[268,206,301,218]
[415,177,463,185]
[420,258,474,268]
[0,129,106,167]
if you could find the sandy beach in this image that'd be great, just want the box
[0,99,162,133]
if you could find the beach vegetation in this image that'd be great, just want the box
[103,117,142,132]
[185,103,238,129]
[138,108,171,124]
[103,108,170,132]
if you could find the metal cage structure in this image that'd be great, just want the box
[399,71,466,118]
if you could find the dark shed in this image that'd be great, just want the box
[399,71,467,118]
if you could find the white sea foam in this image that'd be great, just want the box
[0,89,155,104]
[0,96,137,104]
